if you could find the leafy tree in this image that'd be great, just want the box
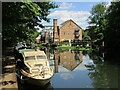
[105,1,120,50]
[87,1,120,62]
[2,2,58,46]
[87,3,107,46]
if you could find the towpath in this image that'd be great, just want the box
[0,47,18,89]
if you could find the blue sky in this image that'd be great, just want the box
[38,1,110,30]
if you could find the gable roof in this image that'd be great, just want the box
[60,19,82,29]
[62,61,82,71]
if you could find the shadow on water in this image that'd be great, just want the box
[17,77,53,90]
[18,82,53,90]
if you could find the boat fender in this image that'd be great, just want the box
[20,75,23,80]
[19,75,29,80]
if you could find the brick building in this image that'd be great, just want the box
[40,25,53,43]
[42,19,82,43]
[53,19,82,43]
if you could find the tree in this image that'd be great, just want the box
[87,3,107,46]
[2,2,58,46]
[105,1,120,50]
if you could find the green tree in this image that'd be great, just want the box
[105,1,120,50]
[87,3,107,46]
[2,2,58,46]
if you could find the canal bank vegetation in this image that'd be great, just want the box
[59,40,69,44]
[84,1,120,62]
[55,46,92,51]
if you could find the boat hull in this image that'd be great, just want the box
[24,77,50,86]
[16,68,53,87]
[15,49,54,87]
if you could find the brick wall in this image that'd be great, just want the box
[59,20,82,41]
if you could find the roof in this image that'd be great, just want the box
[19,49,35,53]
[60,19,82,29]
[62,61,82,71]
[24,51,46,57]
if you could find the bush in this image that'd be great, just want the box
[59,40,69,44]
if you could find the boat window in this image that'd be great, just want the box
[31,68,40,73]
[37,56,47,60]
[25,56,35,60]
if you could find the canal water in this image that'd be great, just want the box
[18,48,119,89]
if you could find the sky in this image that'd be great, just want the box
[37,1,110,30]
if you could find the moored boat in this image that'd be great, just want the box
[16,49,54,86]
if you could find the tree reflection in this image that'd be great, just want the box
[87,50,119,88]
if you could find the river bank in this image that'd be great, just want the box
[1,47,18,89]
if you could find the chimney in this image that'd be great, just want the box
[54,19,57,28]
[53,19,59,43]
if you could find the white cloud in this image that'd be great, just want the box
[60,73,75,80]
[34,25,44,32]
[74,55,95,71]
[106,1,111,8]
[59,2,74,9]
[58,66,69,72]
[48,10,91,29]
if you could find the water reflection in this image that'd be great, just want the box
[84,50,119,88]
[18,48,119,88]
[46,48,119,88]
[45,49,83,73]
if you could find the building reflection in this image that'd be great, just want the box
[52,49,82,73]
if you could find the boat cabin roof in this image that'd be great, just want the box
[23,51,46,57]
[19,49,35,53]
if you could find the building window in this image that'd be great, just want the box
[63,38,66,40]
[63,56,67,59]
[73,56,74,59]
[63,32,66,35]
[68,56,70,59]
[63,27,66,29]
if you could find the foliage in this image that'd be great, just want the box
[56,46,92,50]
[72,38,82,46]
[82,30,91,41]
[2,2,58,46]
[59,40,69,44]
[86,3,107,45]
[56,46,76,49]
[62,40,69,42]
[105,1,120,50]
[87,1,120,49]
[86,1,120,62]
